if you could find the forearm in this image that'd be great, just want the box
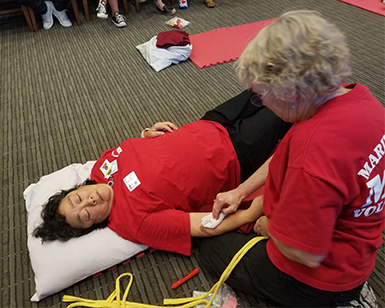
[190,210,253,237]
[236,156,272,199]
[191,196,264,237]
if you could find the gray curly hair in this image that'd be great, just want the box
[236,10,351,102]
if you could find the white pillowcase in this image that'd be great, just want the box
[24,161,148,302]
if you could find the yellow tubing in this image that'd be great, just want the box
[63,236,268,308]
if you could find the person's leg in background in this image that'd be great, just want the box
[154,0,176,14]
[96,0,126,28]
[13,0,59,29]
[51,0,72,27]
[108,0,126,28]
[96,0,108,18]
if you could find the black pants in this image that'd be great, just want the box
[14,0,68,14]
[200,232,364,307]
[201,90,292,182]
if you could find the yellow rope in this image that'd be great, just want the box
[62,236,268,308]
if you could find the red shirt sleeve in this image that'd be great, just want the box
[135,209,192,256]
[266,167,344,256]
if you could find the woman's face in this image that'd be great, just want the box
[252,84,298,123]
[58,184,114,229]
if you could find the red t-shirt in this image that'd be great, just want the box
[264,83,385,291]
[91,120,240,255]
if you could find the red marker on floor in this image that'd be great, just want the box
[171,268,200,289]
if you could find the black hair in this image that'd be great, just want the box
[33,179,109,242]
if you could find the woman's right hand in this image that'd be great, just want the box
[212,188,244,220]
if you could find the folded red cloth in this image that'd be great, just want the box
[156,30,191,49]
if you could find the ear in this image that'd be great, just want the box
[285,93,298,104]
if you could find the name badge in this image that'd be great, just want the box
[100,159,118,179]
[123,171,141,192]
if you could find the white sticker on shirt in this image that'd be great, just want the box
[123,171,141,192]
[100,159,118,179]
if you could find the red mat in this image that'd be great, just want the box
[189,19,277,69]
[337,0,385,16]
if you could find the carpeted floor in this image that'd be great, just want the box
[0,0,384,307]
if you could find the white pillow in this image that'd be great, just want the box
[24,161,148,302]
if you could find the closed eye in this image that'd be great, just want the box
[77,194,82,202]
[85,209,90,220]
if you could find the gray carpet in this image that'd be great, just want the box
[0,0,384,307]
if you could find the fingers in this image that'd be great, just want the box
[164,121,178,131]
[212,189,243,219]
[152,122,178,133]
[212,196,237,220]
[150,131,166,137]
[253,216,269,237]
[212,199,223,220]
[253,219,262,235]
[145,122,178,138]
[221,204,237,215]
[253,223,259,235]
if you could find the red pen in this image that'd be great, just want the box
[171,268,200,289]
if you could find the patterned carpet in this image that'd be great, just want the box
[0,0,384,307]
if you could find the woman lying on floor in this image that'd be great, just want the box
[33,90,292,255]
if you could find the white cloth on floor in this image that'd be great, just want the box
[136,36,192,72]
[201,212,227,229]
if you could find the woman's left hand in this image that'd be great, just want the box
[254,215,270,237]
[144,122,178,138]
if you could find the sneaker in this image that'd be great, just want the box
[96,1,108,19]
[156,5,176,14]
[112,12,126,28]
[42,1,54,30]
[52,6,72,27]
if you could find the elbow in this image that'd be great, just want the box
[198,225,215,237]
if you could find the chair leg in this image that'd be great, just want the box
[122,0,129,14]
[171,0,174,4]
[20,5,35,32]
[135,0,139,13]
[82,0,89,22]
[28,7,38,32]
[70,0,81,25]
